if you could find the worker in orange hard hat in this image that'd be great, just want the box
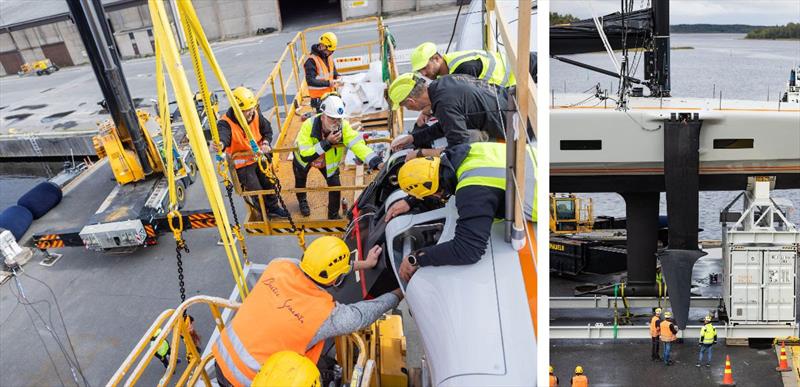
[305,32,341,112]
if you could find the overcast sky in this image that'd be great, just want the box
[552,0,800,25]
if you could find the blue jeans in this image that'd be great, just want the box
[699,343,713,364]
[663,341,673,364]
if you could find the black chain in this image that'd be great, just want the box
[225,182,249,260]
[175,239,189,305]
[266,165,302,237]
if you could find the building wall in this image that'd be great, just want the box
[342,0,457,19]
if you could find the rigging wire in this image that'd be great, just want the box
[445,2,465,53]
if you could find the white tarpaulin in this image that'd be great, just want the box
[338,61,388,117]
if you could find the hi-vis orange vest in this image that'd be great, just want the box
[660,320,676,342]
[221,112,262,169]
[549,374,558,386]
[212,259,335,387]
[308,53,335,98]
[650,315,660,338]
[571,374,588,387]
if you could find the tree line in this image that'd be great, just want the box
[745,23,800,40]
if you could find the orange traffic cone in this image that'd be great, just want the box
[720,355,736,387]
[776,341,792,372]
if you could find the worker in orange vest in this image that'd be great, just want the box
[570,365,588,387]
[660,311,679,365]
[549,365,559,386]
[650,307,662,361]
[216,86,288,219]
[305,32,341,112]
[212,236,402,387]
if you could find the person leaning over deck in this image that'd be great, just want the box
[293,93,383,219]
[304,32,341,112]
[384,142,536,282]
[212,236,402,387]
[410,42,516,88]
[215,86,288,219]
[387,73,509,159]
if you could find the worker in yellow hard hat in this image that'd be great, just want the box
[305,32,341,112]
[650,307,662,361]
[213,236,402,387]
[549,365,559,386]
[660,310,678,366]
[251,351,320,387]
[215,86,288,219]
[697,315,717,368]
[571,366,588,387]
[387,72,508,161]
[385,141,535,282]
[410,42,516,88]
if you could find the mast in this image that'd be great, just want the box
[650,0,670,96]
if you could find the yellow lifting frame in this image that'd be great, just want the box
[148,0,248,299]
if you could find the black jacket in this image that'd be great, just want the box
[449,58,483,78]
[409,144,505,266]
[217,107,273,151]
[304,43,340,89]
[412,74,509,148]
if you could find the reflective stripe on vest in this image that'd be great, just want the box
[571,375,588,387]
[444,50,515,87]
[455,142,507,191]
[221,112,262,169]
[294,115,367,177]
[650,316,660,337]
[308,54,335,98]
[701,324,716,344]
[660,320,676,342]
[211,259,334,387]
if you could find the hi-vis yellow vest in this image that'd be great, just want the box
[455,142,537,222]
[700,323,716,344]
[443,50,516,87]
[294,114,376,177]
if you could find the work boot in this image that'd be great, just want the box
[299,200,311,217]
[327,211,342,220]
[268,206,289,219]
[696,363,700,367]
[706,363,711,368]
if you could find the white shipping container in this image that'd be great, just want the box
[724,245,797,324]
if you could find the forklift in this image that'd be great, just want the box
[32,0,214,253]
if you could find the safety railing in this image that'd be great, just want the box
[239,16,402,236]
[108,295,374,386]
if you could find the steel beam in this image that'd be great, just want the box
[550,296,720,310]
[551,323,798,340]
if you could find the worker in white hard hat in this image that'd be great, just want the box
[305,32,341,112]
[659,310,679,366]
[293,93,383,219]
[697,315,717,367]
[650,307,662,361]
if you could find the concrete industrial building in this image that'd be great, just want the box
[0,0,456,76]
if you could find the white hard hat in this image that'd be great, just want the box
[320,94,346,119]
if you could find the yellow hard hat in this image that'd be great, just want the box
[410,42,438,72]
[398,156,440,199]
[655,307,662,315]
[549,365,554,374]
[388,72,421,110]
[704,315,712,322]
[575,365,584,374]
[299,236,351,286]
[252,351,321,387]
[232,87,257,111]
[319,32,338,51]
[664,311,673,319]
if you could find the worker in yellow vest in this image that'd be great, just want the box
[252,351,320,387]
[213,236,401,387]
[305,32,341,112]
[410,42,516,88]
[149,328,173,368]
[697,315,717,367]
[293,94,383,219]
[385,142,535,282]
[549,365,559,386]
[570,365,588,387]
[650,307,662,361]
[660,311,679,365]
[216,87,289,219]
